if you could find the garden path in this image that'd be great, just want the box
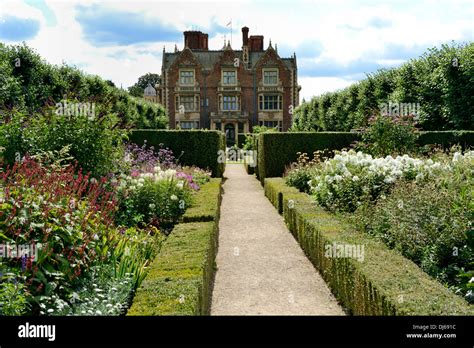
[210,164,345,315]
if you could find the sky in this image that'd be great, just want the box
[0,0,473,101]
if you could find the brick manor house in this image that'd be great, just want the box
[144,26,300,144]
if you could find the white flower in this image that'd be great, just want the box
[93,234,99,240]
[352,176,359,182]
[176,181,184,189]
[149,203,156,209]
[452,152,462,162]
[47,309,54,313]
[170,195,178,201]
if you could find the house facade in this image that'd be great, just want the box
[156,26,300,144]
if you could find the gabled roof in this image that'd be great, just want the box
[163,49,295,71]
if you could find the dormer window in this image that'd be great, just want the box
[222,70,237,85]
[263,69,278,85]
[180,70,195,85]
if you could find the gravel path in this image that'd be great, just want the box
[210,164,345,315]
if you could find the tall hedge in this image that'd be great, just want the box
[291,42,474,132]
[129,130,226,177]
[0,42,167,129]
[257,132,360,183]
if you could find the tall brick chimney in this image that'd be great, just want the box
[242,26,249,47]
[183,31,209,50]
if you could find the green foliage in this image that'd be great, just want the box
[242,125,278,150]
[0,280,30,315]
[110,227,164,290]
[0,110,126,177]
[0,43,167,129]
[129,130,226,177]
[357,114,419,156]
[264,178,474,315]
[257,132,360,183]
[291,42,474,131]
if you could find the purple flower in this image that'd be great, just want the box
[21,255,27,271]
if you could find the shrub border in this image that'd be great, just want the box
[127,179,222,315]
[264,178,474,315]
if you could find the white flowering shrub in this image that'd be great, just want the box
[303,150,458,212]
[354,150,474,303]
[115,166,193,230]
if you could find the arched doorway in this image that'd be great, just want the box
[224,123,235,147]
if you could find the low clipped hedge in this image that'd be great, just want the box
[418,130,474,149]
[182,178,222,222]
[257,132,360,183]
[264,178,474,315]
[129,130,226,177]
[127,179,222,315]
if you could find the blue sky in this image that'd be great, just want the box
[0,0,472,99]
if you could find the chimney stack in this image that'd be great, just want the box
[242,26,249,47]
[183,31,209,50]
[249,35,264,52]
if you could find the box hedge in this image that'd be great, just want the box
[129,130,226,177]
[257,132,360,183]
[417,130,474,149]
[126,221,218,315]
[127,179,222,315]
[182,178,222,222]
[264,178,474,315]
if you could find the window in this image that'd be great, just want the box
[178,121,199,129]
[180,70,194,85]
[221,95,239,111]
[259,120,281,131]
[201,97,209,107]
[178,95,196,112]
[222,70,237,85]
[259,94,282,110]
[263,69,278,85]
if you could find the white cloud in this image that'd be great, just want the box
[2,0,473,98]
[299,76,357,100]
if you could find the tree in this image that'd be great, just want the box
[128,73,161,97]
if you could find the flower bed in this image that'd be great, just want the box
[285,150,474,304]
[0,138,213,316]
